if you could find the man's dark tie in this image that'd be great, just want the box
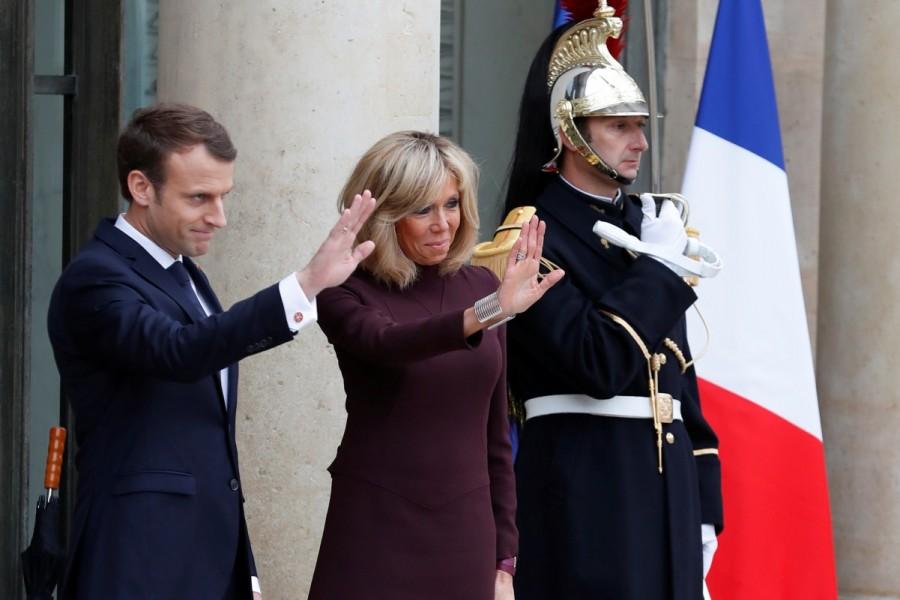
[167,260,208,320]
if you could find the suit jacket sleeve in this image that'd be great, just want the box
[59,258,293,380]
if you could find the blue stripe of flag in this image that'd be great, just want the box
[695,0,785,169]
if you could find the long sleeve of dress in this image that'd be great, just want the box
[486,325,518,559]
[317,278,483,366]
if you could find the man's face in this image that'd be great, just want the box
[140,144,234,258]
[583,115,649,182]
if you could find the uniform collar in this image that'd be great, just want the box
[558,174,621,208]
[538,177,643,244]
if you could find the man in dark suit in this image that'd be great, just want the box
[47,103,375,599]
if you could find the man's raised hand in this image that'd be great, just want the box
[296,191,377,298]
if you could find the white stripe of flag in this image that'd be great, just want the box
[681,0,837,597]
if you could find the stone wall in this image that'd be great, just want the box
[157,1,440,595]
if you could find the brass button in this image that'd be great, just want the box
[665,432,675,445]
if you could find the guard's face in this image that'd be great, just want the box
[585,115,649,182]
[396,176,461,266]
[138,144,234,258]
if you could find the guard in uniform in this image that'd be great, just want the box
[498,3,723,598]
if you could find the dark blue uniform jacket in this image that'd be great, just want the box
[510,178,723,600]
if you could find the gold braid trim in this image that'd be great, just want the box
[600,310,667,474]
[693,448,719,457]
[601,310,650,359]
[663,337,693,373]
[538,257,562,280]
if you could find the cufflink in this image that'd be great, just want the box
[293,311,304,324]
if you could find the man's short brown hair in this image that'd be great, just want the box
[117,103,237,201]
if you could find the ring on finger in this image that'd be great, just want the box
[515,250,527,263]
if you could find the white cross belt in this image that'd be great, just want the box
[524,394,683,421]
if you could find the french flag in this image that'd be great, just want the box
[682,0,838,598]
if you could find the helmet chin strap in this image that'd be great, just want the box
[555,100,635,186]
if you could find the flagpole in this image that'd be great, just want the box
[642,0,661,193]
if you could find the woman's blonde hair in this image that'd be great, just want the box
[338,131,480,288]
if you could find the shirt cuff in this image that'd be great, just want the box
[251,575,261,594]
[278,273,318,333]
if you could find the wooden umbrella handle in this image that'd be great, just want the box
[44,427,67,491]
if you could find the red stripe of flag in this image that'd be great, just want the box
[699,378,838,599]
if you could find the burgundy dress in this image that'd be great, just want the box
[308,265,517,600]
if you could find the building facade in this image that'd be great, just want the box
[1,1,897,598]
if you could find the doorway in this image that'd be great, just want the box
[0,0,128,596]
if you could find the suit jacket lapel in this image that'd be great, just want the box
[95,219,230,420]
[95,219,203,324]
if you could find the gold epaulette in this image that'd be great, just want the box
[472,206,561,281]
[472,206,537,280]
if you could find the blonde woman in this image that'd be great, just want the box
[308,131,563,600]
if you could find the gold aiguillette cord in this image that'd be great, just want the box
[601,310,666,474]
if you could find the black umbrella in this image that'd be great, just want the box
[21,427,67,600]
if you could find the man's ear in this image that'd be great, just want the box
[127,170,155,207]
[559,130,578,153]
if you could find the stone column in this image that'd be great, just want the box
[819,3,900,599]
[157,1,439,595]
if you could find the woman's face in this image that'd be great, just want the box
[395,176,461,266]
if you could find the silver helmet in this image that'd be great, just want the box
[543,1,648,184]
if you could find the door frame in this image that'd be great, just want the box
[0,0,122,596]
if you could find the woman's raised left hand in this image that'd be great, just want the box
[497,216,564,317]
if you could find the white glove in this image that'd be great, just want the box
[701,523,718,577]
[639,193,688,271]
[592,193,723,278]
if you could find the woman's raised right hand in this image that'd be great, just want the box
[496,216,564,317]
